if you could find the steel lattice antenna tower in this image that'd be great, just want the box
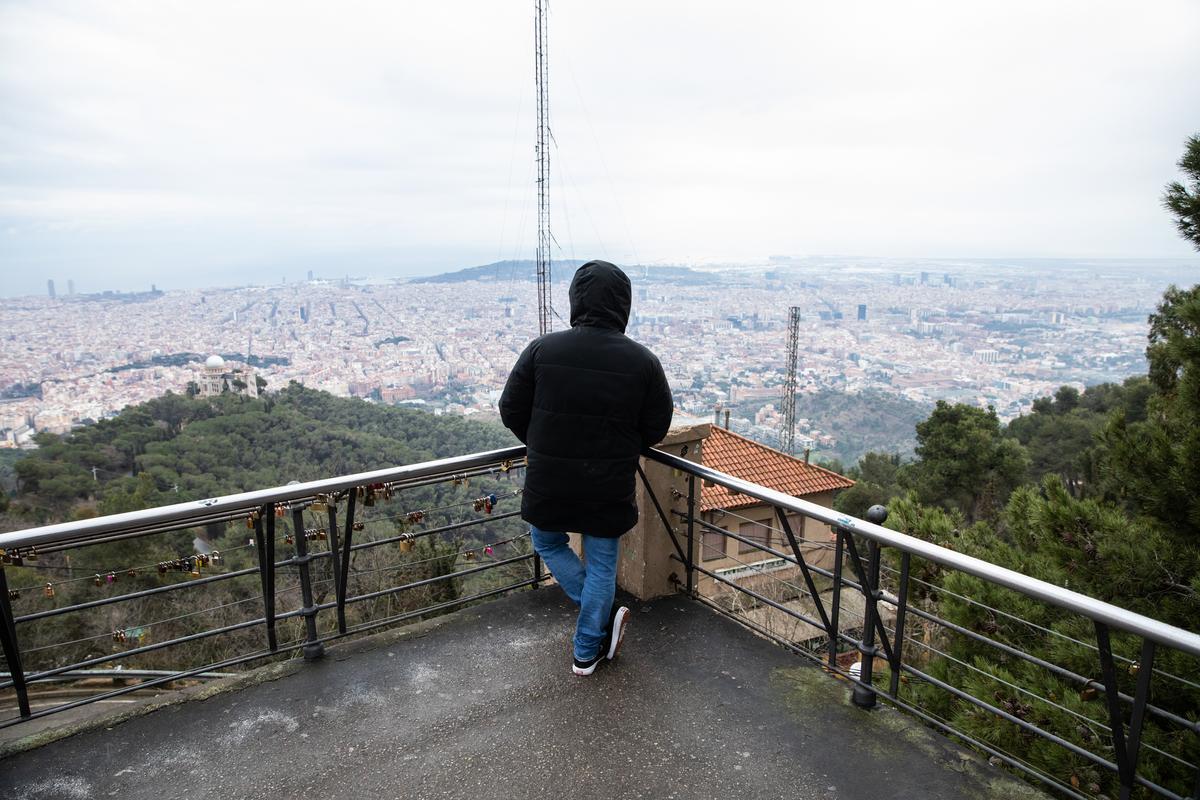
[781,306,801,455]
[534,0,552,335]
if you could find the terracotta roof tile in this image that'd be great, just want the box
[700,426,855,512]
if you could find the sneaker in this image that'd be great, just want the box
[572,651,604,676]
[606,604,631,660]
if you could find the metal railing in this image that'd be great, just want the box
[4,441,1199,799]
[639,448,1200,800]
[0,446,540,728]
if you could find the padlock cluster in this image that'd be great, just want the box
[0,547,39,566]
[471,494,499,514]
[111,627,147,645]
[154,551,222,578]
[284,528,328,545]
[356,484,393,507]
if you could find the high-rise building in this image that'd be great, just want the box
[67,279,75,296]
[920,272,929,285]
[857,304,867,321]
[47,279,56,299]
[307,270,314,281]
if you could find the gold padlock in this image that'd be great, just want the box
[43,583,55,598]
[399,536,413,553]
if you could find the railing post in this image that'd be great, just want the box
[685,473,697,596]
[338,489,356,626]
[1095,621,1155,800]
[291,507,325,660]
[828,527,845,671]
[852,537,882,709]
[889,550,910,698]
[775,507,832,638]
[325,496,346,634]
[253,507,277,652]
[0,567,30,718]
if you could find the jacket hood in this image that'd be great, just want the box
[569,260,631,332]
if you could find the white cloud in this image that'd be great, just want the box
[1,0,1197,293]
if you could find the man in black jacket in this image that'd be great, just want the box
[500,260,674,675]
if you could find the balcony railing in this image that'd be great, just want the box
[639,447,1200,800]
[0,445,537,728]
[3,443,1199,800]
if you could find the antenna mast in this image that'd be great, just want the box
[534,0,552,335]
[781,306,801,455]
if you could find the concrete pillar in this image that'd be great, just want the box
[617,423,711,600]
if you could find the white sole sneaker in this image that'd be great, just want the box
[572,652,603,676]
[607,605,630,660]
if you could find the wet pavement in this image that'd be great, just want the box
[0,589,1045,800]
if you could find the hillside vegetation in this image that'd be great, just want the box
[1,385,527,677]
[834,284,1200,797]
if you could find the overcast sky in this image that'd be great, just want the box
[1,1,1198,296]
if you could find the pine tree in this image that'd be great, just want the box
[1162,134,1200,251]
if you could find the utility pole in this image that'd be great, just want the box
[534,0,552,335]
[781,307,801,455]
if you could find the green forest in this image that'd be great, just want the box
[832,284,1200,798]
[0,384,530,681]
[729,388,929,466]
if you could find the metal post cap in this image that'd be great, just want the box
[866,505,888,524]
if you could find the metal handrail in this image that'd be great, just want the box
[642,447,1200,659]
[0,445,538,727]
[0,445,527,551]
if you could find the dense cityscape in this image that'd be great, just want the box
[0,256,1194,458]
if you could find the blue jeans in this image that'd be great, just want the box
[530,525,621,661]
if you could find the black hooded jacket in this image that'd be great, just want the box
[500,261,674,537]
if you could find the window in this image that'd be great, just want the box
[738,520,771,554]
[701,526,726,561]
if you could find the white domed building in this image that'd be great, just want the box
[196,354,259,398]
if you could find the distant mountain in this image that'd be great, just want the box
[409,260,583,284]
[410,260,723,286]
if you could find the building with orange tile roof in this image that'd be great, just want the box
[693,426,856,637]
[700,425,855,513]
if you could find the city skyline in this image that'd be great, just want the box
[1,256,1189,464]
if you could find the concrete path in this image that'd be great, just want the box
[0,590,1045,800]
